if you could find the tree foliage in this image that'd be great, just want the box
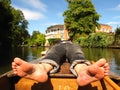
[77,32,114,48]
[10,9,29,46]
[48,38,61,45]
[114,27,120,45]
[0,0,12,47]
[63,0,100,40]
[0,0,29,47]
[29,31,46,46]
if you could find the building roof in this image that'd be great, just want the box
[46,24,64,33]
[100,24,112,28]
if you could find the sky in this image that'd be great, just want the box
[11,0,120,35]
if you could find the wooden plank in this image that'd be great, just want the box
[1,61,120,90]
[0,76,11,90]
[103,76,120,90]
[91,61,120,90]
[14,60,120,90]
[15,76,119,90]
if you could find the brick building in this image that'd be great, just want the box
[96,24,112,33]
[45,24,112,45]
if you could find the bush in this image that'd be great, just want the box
[77,32,114,48]
[48,38,61,45]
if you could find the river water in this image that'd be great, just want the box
[0,47,120,76]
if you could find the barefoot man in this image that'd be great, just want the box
[12,41,109,86]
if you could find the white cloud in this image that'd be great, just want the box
[39,22,60,27]
[106,21,120,25]
[114,4,120,10]
[21,0,47,12]
[113,16,120,19]
[13,5,45,20]
[22,9,45,20]
[106,22,120,31]
[57,12,63,17]
[109,4,120,11]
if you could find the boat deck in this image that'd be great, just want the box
[0,62,120,90]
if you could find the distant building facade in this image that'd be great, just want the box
[96,24,112,33]
[45,24,69,40]
[45,24,112,45]
[45,24,69,46]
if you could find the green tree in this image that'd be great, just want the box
[0,0,12,47]
[114,27,120,45]
[48,38,61,45]
[35,34,46,46]
[63,0,100,40]
[0,0,29,47]
[10,9,29,46]
[31,31,40,40]
[30,31,46,46]
[77,33,114,48]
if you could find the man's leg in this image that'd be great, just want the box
[12,57,53,82]
[74,58,109,86]
[66,43,109,86]
[39,43,66,73]
[12,42,66,82]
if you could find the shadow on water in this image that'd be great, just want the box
[0,46,44,74]
[0,46,13,74]
[0,46,13,66]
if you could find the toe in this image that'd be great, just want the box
[96,58,106,67]
[14,57,23,65]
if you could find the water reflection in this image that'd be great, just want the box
[0,46,13,74]
[0,47,120,75]
[82,48,120,75]
[82,48,114,61]
[0,46,44,74]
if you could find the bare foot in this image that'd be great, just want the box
[74,58,109,86]
[12,57,53,82]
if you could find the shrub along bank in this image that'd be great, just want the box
[75,32,114,48]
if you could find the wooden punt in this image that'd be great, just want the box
[0,61,120,90]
